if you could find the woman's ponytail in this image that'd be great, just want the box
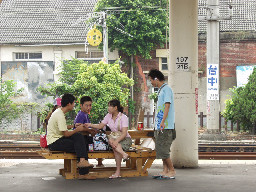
[108,99,123,113]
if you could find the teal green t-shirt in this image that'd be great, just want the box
[155,83,175,130]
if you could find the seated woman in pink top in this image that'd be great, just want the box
[85,99,132,179]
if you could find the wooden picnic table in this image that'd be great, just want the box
[37,129,156,179]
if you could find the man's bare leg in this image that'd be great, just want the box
[159,159,168,175]
[163,158,176,177]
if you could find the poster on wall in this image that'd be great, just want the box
[207,64,219,100]
[236,65,256,87]
[1,61,54,103]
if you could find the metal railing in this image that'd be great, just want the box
[198,112,240,132]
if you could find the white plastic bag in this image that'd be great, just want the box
[93,132,109,151]
[141,138,155,150]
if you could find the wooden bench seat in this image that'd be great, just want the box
[37,130,155,179]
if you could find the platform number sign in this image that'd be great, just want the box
[176,57,189,71]
[207,64,219,100]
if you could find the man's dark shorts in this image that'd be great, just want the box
[154,129,175,159]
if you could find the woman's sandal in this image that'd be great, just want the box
[109,174,121,179]
[156,175,175,180]
[122,154,130,162]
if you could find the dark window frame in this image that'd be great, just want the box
[14,52,42,60]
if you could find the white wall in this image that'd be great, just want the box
[0,44,120,102]
[1,44,119,61]
[0,44,119,132]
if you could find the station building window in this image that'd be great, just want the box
[14,52,42,60]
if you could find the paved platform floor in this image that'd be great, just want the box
[0,159,256,192]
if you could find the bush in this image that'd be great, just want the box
[222,67,256,133]
[38,59,134,123]
[0,79,23,122]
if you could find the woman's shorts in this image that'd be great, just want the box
[110,137,132,151]
[154,129,175,159]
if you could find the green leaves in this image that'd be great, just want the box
[95,0,168,59]
[38,59,134,123]
[73,61,133,122]
[0,79,37,123]
[222,67,256,132]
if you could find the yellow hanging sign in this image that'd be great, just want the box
[87,26,102,46]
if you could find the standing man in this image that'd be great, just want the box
[148,69,176,179]
[46,93,95,180]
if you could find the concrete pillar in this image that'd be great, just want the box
[169,0,198,167]
[53,50,62,82]
[206,0,220,133]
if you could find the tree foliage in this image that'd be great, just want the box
[0,79,21,122]
[0,79,37,123]
[222,68,256,132]
[95,0,168,59]
[38,59,134,123]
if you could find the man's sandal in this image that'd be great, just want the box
[152,174,162,179]
[108,174,121,179]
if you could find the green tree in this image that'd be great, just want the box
[0,79,39,133]
[222,67,256,133]
[95,0,168,59]
[0,79,23,122]
[38,59,134,123]
[95,0,168,100]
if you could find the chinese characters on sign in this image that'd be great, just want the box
[176,57,189,71]
[207,64,219,100]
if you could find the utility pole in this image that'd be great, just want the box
[199,0,232,139]
[206,0,220,135]
[102,12,108,63]
[86,10,134,64]
[85,12,108,63]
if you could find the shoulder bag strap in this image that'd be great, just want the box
[117,114,122,131]
[157,83,167,96]
[154,83,167,131]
